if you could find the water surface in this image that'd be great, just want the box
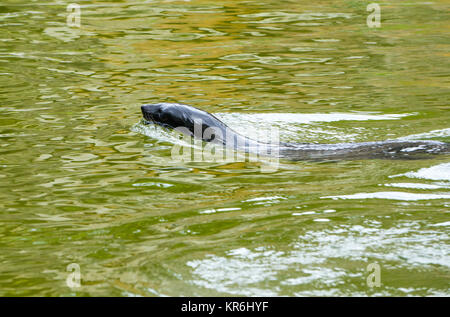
[0,0,449,296]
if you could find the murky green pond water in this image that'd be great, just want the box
[1,0,449,296]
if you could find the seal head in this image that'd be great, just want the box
[141,103,231,143]
[141,103,193,130]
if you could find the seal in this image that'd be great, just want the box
[141,103,450,160]
[141,102,263,150]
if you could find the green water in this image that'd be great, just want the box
[1,0,449,296]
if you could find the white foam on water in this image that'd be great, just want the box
[243,196,286,202]
[186,221,449,296]
[199,207,241,214]
[323,192,450,201]
[215,112,413,143]
[429,221,450,227]
[132,182,174,188]
[238,12,352,22]
[326,163,450,202]
[132,122,192,147]
[397,128,450,141]
[391,163,450,181]
[218,112,411,125]
[383,183,449,190]
[292,211,316,216]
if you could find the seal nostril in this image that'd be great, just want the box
[141,105,149,115]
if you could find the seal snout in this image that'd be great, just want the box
[141,104,153,114]
[141,104,157,122]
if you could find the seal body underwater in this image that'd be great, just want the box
[141,103,450,161]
